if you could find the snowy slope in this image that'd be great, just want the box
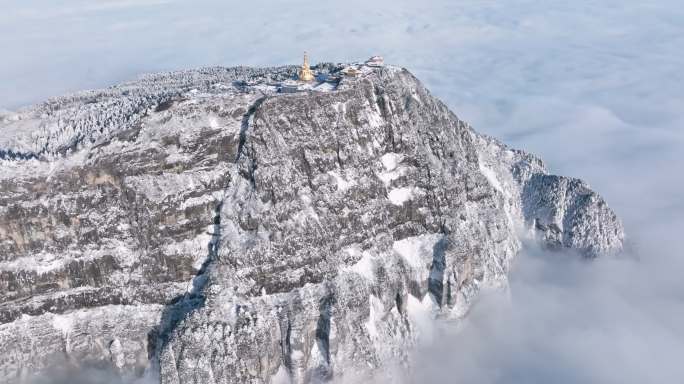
[0,63,623,383]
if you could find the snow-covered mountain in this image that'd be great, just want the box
[0,63,623,383]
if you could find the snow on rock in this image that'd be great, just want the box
[377,167,406,186]
[0,63,623,383]
[377,153,406,186]
[381,153,403,171]
[271,365,291,384]
[479,160,505,195]
[392,233,444,271]
[365,294,384,340]
[328,170,356,192]
[51,313,72,338]
[388,186,423,205]
[407,294,438,343]
[352,252,375,281]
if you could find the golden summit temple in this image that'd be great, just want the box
[298,52,315,82]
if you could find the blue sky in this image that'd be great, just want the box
[2,1,684,382]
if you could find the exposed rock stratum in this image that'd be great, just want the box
[0,63,624,383]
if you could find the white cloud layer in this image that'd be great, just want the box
[409,240,684,384]
[3,0,684,383]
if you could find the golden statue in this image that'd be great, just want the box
[298,52,315,82]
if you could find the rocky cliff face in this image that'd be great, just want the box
[0,63,624,383]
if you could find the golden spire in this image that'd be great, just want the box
[298,51,315,82]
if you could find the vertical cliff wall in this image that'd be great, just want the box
[0,64,623,383]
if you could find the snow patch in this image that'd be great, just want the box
[1,253,65,274]
[392,233,443,270]
[208,116,219,128]
[271,365,291,384]
[314,82,336,92]
[388,186,423,205]
[352,252,375,281]
[377,169,404,186]
[366,294,384,340]
[360,211,372,225]
[344,244,362,258]
[378,153,405,186]
[290,191,320,227]
[407,294,437,343]
[381,153,403,171]
[52,314,72,337]
[365,108,384,129]
[308,341,328,372]
[346,249,375,281]
[341,245,375,280]
[479,160,505,195]
[332,102,347,114]
[327,170,356,192]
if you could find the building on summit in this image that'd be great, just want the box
[365,55,384,67]
[279,79,300,93]
[298,52,315,82]
[341,66,361,77]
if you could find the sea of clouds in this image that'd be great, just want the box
[2,0,683,383]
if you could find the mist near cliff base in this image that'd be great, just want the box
[29,366,156,384]
[407,236,684,384]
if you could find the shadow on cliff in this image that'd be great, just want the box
[147,201,223,372]
[146,93,266,377]
[236,96,266,163]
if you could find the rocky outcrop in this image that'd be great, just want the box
[0,63,623,383]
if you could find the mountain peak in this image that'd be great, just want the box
[0,63,623,383]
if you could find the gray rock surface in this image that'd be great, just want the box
[0,63,624,383]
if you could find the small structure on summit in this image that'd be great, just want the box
[298,52,315,82]
[279,79,300,93]
[341,66,361,77]
[365,55,384,67]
